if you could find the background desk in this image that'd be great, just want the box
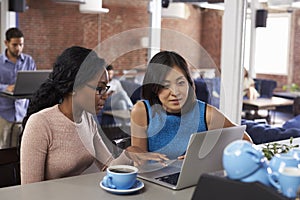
[243,97,294,123]
[273,91,300,100]
[102,110,131,123]
[273,92,300,115]
[101,110,131,156]
[0,92,32,99]
[0,172,195,200]
[243,97,294,111]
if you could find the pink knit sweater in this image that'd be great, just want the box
[21,105,131,184]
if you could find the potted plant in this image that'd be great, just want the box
[283,83,300,94]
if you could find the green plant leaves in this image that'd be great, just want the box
[261,137,299,160]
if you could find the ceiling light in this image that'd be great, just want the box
[196,2,224,10]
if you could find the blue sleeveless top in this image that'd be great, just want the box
[143,99,207,159]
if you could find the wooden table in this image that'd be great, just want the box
[242,97,294,123]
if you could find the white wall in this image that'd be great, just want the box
[0,0,16,52]
[220,0,247,124]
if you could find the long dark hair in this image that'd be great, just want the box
[142,51,196,114]
[20,46,106,143]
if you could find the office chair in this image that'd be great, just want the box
[0,147,20,187]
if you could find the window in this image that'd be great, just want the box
[244,13,291,75]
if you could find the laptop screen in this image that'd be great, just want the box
[12,70,51,95]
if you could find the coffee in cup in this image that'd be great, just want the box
[102,165,138,190]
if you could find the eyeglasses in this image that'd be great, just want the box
[85,83,110,95]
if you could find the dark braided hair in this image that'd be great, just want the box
[20,46,106,144]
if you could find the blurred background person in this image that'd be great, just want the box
[104,65,133,111]
[243,67,260,100]
[0,27,36,149]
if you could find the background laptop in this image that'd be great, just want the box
[138,125,246,190]
[1,70,51,96]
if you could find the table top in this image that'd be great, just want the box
[2,138,300,200]
[256,137,300,152]
[0,172,195,200]
[0,92,32,99]
[273,91,300,99]
[103,110,131,119]
[243,97,294,110]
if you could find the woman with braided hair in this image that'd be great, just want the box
[20,46,167,184]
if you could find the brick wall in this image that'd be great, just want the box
[18,0,203,75]
[17,1,299,91]
[19,0,96,69]
[200,9,222,71]
[100,0,149,75]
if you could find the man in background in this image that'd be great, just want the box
[0,27,36,148]
[105,65,133,111]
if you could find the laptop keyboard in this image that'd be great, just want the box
[155,172,180,186]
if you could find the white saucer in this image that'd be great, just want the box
[100,180,144,195]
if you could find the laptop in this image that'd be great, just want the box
[1,70,51,96]
[137,125,246,190]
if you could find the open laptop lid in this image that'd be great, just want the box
[2,70,51,95]
[138,125,246,190]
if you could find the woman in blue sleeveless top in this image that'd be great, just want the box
[131,51,252,160]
